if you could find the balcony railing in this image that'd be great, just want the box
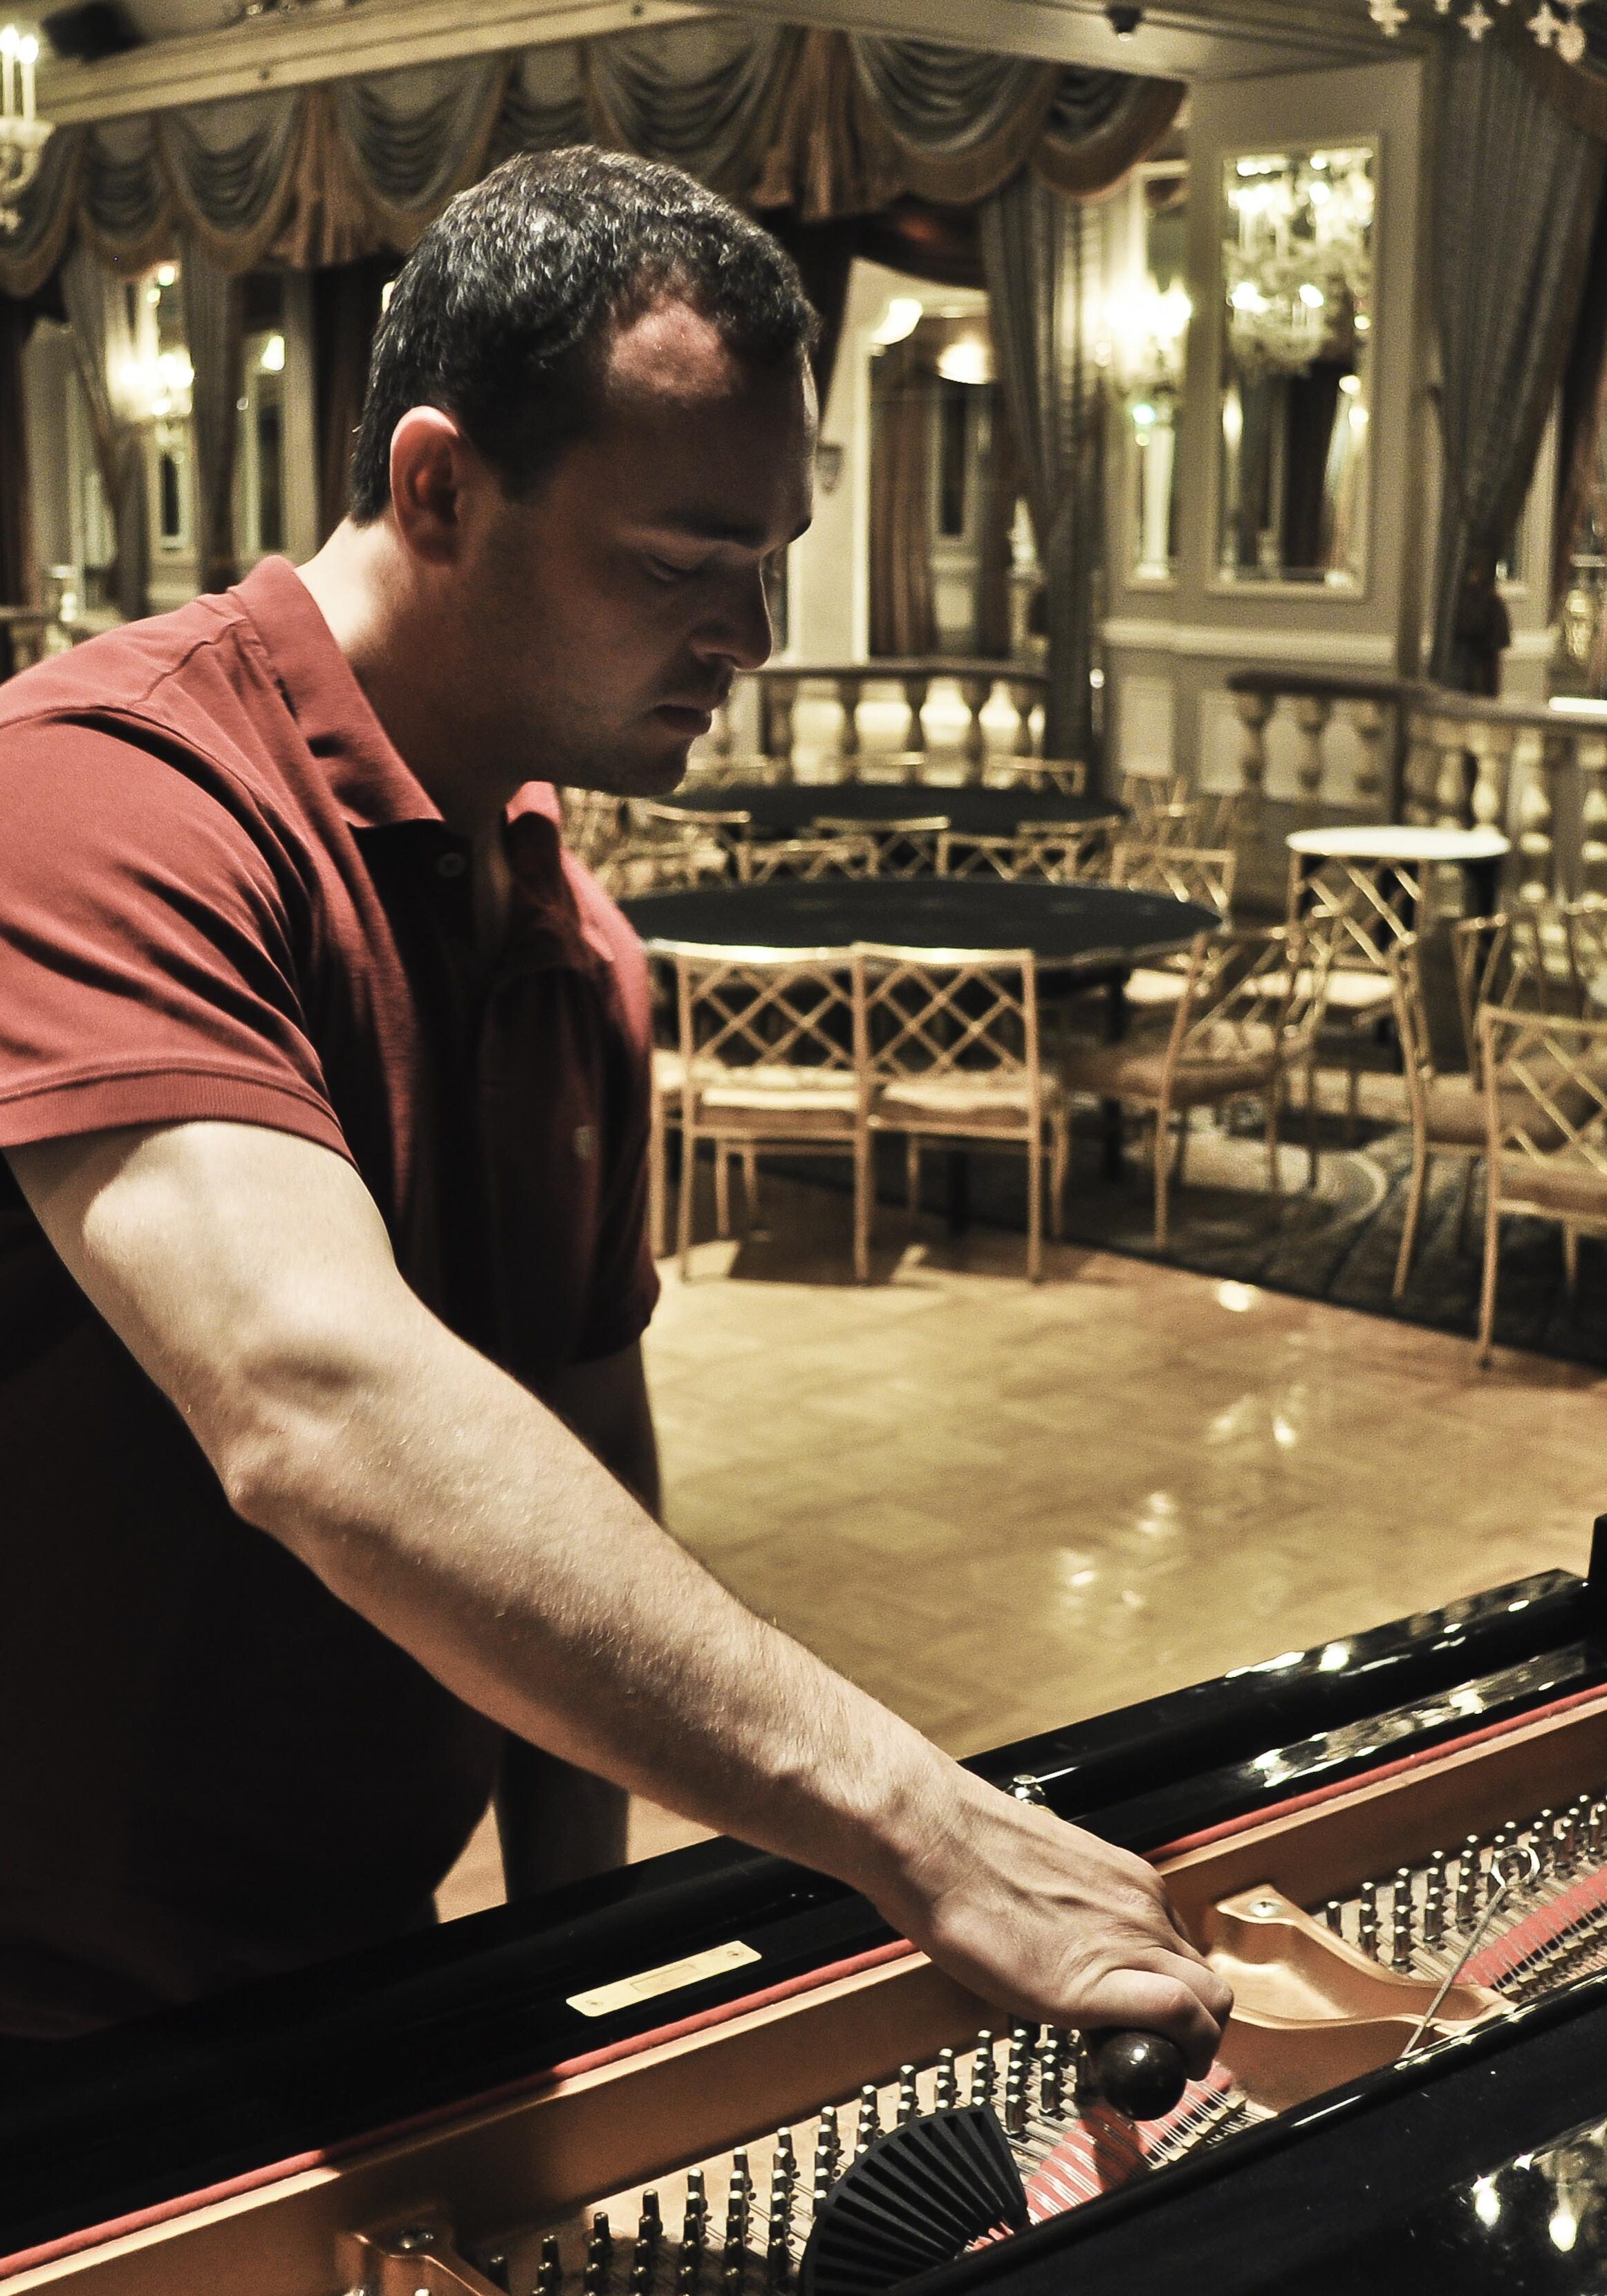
[719,660,1049,778]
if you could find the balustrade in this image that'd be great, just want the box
[1225,670,1407,828]
[724,660,1048,778]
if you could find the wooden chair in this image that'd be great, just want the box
[1057,926,1332,1246]
[745,833,880,883]
[856,944,1068,1282]
[636,800,754,879]
[1285,849,1420,1132]
[680,751,785,788]
[559,789,631,873]
[1477,1005,1607,1362]
[595,832,730,899]
[669,944,868,1280]
[1120,776,1243,850]
[1108,843,1238,1017]
[983,757,1088,799]
[1560,897,1607,1016]
[812,815,949,878]
[1006,816,1124,883]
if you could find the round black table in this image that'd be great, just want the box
[622,879,1218,1190]
[651,782,1117,835]
[621,876,1214,970]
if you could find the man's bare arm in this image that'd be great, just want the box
[545,1344,662,1519]
[6,1119,1232,2064]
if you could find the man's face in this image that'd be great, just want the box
[449,300,815,798]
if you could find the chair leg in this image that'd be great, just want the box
[1394,1143,1429,1301]
[1346,1053,1362,1142]
[1154,1107,1171,1250]
[1265,1086,1284,1197]
[743,1145,759,1226]
[907,1136,921,1212]
[1454,1157,1477,1254]
[648,1091,667,1262]
[854,1128,872,1285]
[1565,1222,1581,1299]
[1478,1186,1501,1367]
[1173,1107,1190,1185]
[677,1129,697,1280]
[714,1144,732,1239]
[1050,1113,1068,1240]
[1303,1058,1319,1187]
[1027,1133,1043,1282]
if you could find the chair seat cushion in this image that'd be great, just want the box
[1496,1151,1607,1221]
[1059,1038,1275,1107]
[873,1074,1060,1128]
[1263,967,1393,1015]
[1124,965,1187,1007]
[698,1064,859,1126]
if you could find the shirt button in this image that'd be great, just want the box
[436,851,467,879]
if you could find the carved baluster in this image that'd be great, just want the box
[836,673,862,776]
[1467,720,1513,837]
[1010,679,1037,757]
[1232,689,1274,836]
[1292,694,1333,809]
[1402,707,1439,826]
[1516,729,1563,906]
[902,675,931,758]
[710,697,735,760]
[1579,734,1607,899]
[767,675,799,776]
[1433,720,1470,830]
[959,677,992,781]
[1349,698,1388,814]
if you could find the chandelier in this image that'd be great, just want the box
[0,22,50,234]
[1369,0,1590,59]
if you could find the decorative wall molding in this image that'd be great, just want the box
[37,0,707,124]
[1103,617,1398,666]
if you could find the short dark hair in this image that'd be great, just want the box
[349,147,818,521]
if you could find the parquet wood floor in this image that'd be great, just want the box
[438,1179,1605,1922]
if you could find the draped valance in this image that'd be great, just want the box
[0,19,1183,297]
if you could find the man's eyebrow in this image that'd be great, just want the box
[649,512,812,548]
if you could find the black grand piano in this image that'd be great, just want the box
[8,1537,1607,2295]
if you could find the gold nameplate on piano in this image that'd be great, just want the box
[567,1939,761,2018]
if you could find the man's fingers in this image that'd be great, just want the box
[1073,1966,1227,2080]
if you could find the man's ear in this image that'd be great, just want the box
[388,407,474,568]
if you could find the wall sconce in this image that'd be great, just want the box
[0,22,52,233]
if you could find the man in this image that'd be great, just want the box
[0,149,1230,2066]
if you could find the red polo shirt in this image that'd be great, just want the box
[0,557,659,2037]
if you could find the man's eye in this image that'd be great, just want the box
[647,556,703,584]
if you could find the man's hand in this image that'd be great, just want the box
[6,1118,1231,2064]
[875,1771,1230,2075]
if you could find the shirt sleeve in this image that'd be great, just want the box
[569,864,660,1363]
[0,716,351,1159]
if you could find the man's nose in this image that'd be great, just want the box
[696,568,774,675]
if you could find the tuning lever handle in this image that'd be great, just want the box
[1087,2028,1189,2120]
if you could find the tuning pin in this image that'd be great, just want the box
[1455,1838,1481,1925]
[1072,2033,1097,2109]
[585,2213,613,2296]
[969,2032,996,2107]
[774,2130,796,2185]
[853,2084,880,2156]
[1037,2028,1066,2119]
[1323,1899,1344,1935]
[1534,1809,1557,1876]
[934,2047,958,2113]
[1422,1856,1446,1949]
[815,2107,839,2181]
[641,2195,664,2246]
[896,2064,920,2125]
[1391,1868,1415,1970]
[534,2239,561,2296]
[1357,1880,1380,1954]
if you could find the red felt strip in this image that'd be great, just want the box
[1464,1863,1607,1988]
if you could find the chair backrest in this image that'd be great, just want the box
[855,942,1041,1099]
[985,757,1088,799]
[812,816,949,877]
[1479,1005,1607,1193]
[680,752,784,788]
[1288,852,1420,973]
[1010,816,1122,883]
[559,789,631,872]
[668,944,860,1085]
[1386,935,1433,1130]
[1165,925,1331,1074]
[745,833,880,884]
[595,833,730,898]
[636,800,754,879]
[1561,897,1607,1018]
[1109,842,1237,919]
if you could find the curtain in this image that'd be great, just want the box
[868,338,934,657]
[974,383,1018,659]
[1553,185,1607,615]
[0,27,1182,294]
[1429,32,1607,691]
[0,297,37,680]
[313,254,392,541]
[981,174,1102,761]
[59,243,147,622]
[182,237,244,592]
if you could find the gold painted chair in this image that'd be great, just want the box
[559,788,631,872]
[635,799,755,880]
[1120,776,1243,850]
[680,751,786,788]
[1560,897,1607,1016]
[1477,1005,1607,1363]
[938,814,1121,881]
[595,831,730,899]
[812,815,949,878]
[983,757,1089,799]
[1057,926,1331,1246]
[744,832,880,883]
[1108,843,1238,1017]
[1284,850,1422,1133]
[856,944,1068,1282]
[669,944,868,1280]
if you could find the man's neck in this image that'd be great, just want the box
[294,521,517,842]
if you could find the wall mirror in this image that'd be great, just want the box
[1108,162,1190,586]
[1216,142,1374,590]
